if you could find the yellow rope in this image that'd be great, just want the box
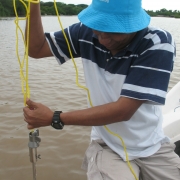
[53,1,138,179]
[53,1,93,107]
[13,0,138,179]
[14,0,40,106]
[104,126,138,179]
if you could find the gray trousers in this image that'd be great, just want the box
[82,140,180,180]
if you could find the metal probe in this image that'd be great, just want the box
[28,129,41,180]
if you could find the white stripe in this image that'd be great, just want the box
[141,43,174,55]
[123,84,166,98]
[148,26,167,35]
[114,54,139,60]
[130,54,139,57]
[79,39,93,45]
[45,36,61,64]
[50,32,69,61]
[171,37,175,48]
[79,39,109,53]
[148,27,175,48]
[130,65,171,74]
[144,33,161,45]
[173,55,175,62]
[94,46,109,53]
[67,27,77,54]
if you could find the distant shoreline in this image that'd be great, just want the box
[0,15,179,20]
[146,9,180,18]
[0,0,180,18]
[0,13,180,19]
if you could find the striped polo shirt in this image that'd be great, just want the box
[45,22,175,160]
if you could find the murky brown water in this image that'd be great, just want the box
[0,16,180,180]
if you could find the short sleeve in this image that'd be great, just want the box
[45,22,82,64]
[121,29,175,105]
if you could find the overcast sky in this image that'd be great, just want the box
[41,0,180,11]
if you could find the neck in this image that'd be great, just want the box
[111,32,136,56]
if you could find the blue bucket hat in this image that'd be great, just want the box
[78,0,150,33]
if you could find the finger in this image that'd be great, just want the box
[23,107,32,120]
[24,117,30,124]
[23,111,33,123]
[26,98,38,109]
[23,106,31,114]
[23,113,28,119]
[27,124,36,130]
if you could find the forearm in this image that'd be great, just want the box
[61,102,124,126]
[60,97,143,126]
[23,97,144,129]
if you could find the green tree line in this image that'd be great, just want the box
[0,0,88,17]
[0,0,180,18]
[146,8,180,18]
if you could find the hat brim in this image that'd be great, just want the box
[78,4,151,33]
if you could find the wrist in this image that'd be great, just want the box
[51,111,64,130]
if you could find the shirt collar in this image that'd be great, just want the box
[126,28,148,53]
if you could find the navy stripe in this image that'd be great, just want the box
[125,68,171,91]
[79,40,138,75]
[134,50,174,72]
[148,29,172,44]
[45,33,65,63]
[121,89,165,104]
[45,23,175,104]
[166,31,173,45]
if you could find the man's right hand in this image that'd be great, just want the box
[23,99,54,129]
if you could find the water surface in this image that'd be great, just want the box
[0,16,180,180]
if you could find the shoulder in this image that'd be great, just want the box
[144,26,174,45]
[69,22,93,37]
[133,26,175,56]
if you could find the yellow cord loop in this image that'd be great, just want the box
[53,0,93,107]
[14,0,40,106]
[14,0,138,179]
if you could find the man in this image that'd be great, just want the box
[23,0,180,179]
